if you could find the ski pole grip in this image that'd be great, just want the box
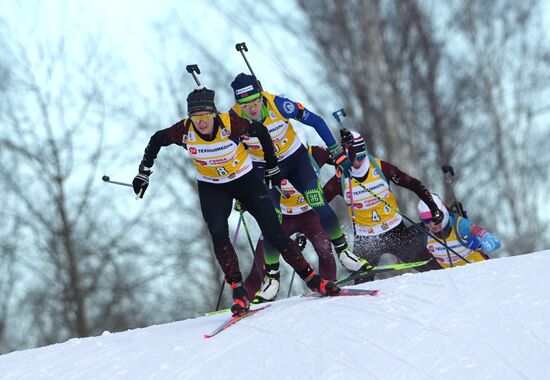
[186,64,200,74]
[235,42,248,52]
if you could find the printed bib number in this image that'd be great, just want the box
[372,210,381,222]
[217,167,228,176]
[384,205,391,214]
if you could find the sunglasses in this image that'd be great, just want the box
[420,211,433,224]
[239,97,262,110]
[190,113,215,123]
[355,153,367,161]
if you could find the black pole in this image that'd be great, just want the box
[185,64,202,87]
[442,165,464,218]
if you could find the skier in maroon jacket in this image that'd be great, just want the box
[322,130,443,282]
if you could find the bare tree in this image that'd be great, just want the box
[0,10,172,350]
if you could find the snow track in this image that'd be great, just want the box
[1,251,550,379]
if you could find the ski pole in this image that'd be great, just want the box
[354,180,470,264]
[287,233,307,298]
[234,42,289,200]
[102,175,143,199]
[214,214,243,311]
[235,42,263,91]
[186,64,202,87]
[441,165,464,218]
[332,109,356,232]
[239,208,265,278]
[102,175,132,188]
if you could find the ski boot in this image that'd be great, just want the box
[305,271,341,296]
[252,264,280,304]
[230,281,250,316]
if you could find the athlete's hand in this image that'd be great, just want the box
[132,164,152,198]
[465,235,481,251]
[264,164,283,189]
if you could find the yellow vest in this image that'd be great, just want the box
[231,92,301,162]
[185,113,252,183]
[280,179,312,215]
[426,216,488,268]
[343,158,402,236]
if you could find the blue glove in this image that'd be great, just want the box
[465,234,481,251]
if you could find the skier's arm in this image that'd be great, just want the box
[310,145,332,168]
[230,114,277,166]
[458,218,501,253]
[273,96,337,149]
[323,175,342,203]
[140,121,185,168]
[380,160,439,211]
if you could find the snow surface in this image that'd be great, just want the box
[1,251,550,380]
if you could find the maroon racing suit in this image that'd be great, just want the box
[323,159,443,282]
[244,146,337,296]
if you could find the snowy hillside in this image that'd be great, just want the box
[1,251,549,380]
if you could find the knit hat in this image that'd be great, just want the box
[231,73,261,103]
[187,87,216,115]
[341,130,366,160]
[418,194,450,228]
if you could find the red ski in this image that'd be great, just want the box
[203,304,271,339]
[302,288,380,298]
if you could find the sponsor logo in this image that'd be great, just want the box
[286,208,293,214]
[354,203,363,209]
[281,179,288,185]
[196,160,208,166]
[209,158,229,165]
[367,227,375,234]
[221,128,230,137]
[381,222,389,230]
[282,101,295,114]
[188,132,196,142]
[236,85,254,95]
[189,147,197,154]
[250,145,261,150]
[197,144,233,153]
[286,190,296,195]
[269,111,276,119]
[428,245,435,253]
[300,206,310,211]
[228,173,236,179]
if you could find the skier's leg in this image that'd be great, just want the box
[392,223,443,272]
[300,211,337,280]
[237,172,339,296]
[287,150,369,272]
[352,233,389,283]
[198,180,249,314]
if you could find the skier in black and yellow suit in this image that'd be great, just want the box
[229,73,370,302]
[132,87,340,315]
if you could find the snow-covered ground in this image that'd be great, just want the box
[1,251,549,380]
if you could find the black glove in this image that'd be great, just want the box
[340,129,354,148]
[264,162,283,189]
[430,208,444,225]
[132,164,152,198]
[332,150,352,178]
[295,233,307,251]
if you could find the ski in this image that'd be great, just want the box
[302,288,380,298]
[203,304,271,339]
[205,300,273,316]
[335,258,433,285]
